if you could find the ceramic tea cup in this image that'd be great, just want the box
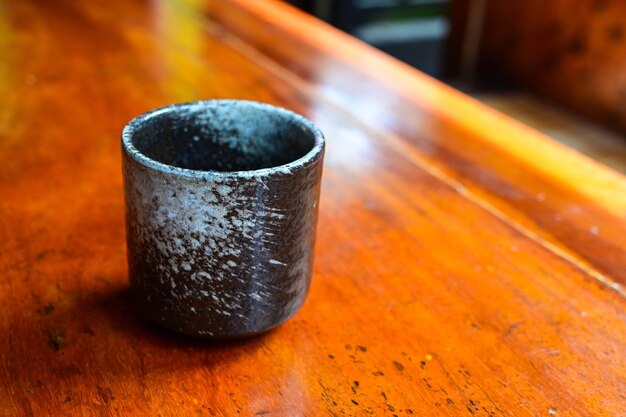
[121,100,324,338]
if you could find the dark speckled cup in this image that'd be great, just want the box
[121,100,324,338]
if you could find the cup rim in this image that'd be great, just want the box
[121,99,325,179]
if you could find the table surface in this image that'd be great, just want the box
[1,0,625,415]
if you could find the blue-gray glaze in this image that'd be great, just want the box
[121,100,325,338]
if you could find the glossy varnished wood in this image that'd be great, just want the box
[206,0,626,288]
[0,0,624,416]
[476,92,626,175]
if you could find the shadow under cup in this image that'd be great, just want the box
[121,100,325,338]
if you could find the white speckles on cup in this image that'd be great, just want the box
[121,100,325,338]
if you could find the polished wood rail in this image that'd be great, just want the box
[0,0,624,415]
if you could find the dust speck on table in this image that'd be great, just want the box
[97,385,114,404]
[46,327,67,351]
[392,360,404,372]
[37,303,55,316]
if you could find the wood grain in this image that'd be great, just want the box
[476,92,626,175]
[0,0,624,416]
[476,0,626,133]
[205,0,626,288]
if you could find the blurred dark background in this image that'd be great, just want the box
[288,0,450,77]
[287,0,626,173]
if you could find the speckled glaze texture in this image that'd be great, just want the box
[121,100,325,338]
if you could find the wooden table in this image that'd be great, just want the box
[1,0,624,415]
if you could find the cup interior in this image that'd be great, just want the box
[127,101,318,172]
